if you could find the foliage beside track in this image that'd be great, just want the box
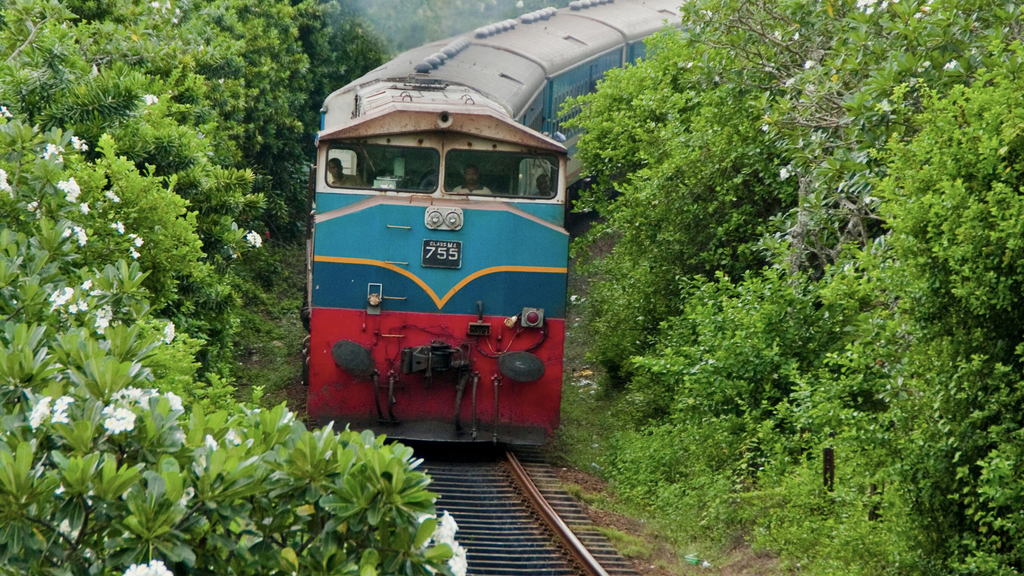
[570,0,1024,573]
[0,133,464,575]
[0,0,475,573]
[1,0,387,379]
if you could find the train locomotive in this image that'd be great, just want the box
[304,0,682,444]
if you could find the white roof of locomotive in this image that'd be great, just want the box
[321,0,682,131]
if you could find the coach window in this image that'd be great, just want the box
[443,150,558,198]
[326,144,440,192]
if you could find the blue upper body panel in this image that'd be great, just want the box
[312,195,569,318]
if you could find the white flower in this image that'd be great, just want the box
[53,396,74,412]
[205,434,218,451]
[80,202,90,214]
[279,410,295,426]
[105,190,121,203]
[803,60,816,69]
[123,565,147,576]
[95,306,113,334]
[449,541,468,576]
[163,321,175,344]
[0,105,11,118]
[149,560,173,576]
[55,484,65,496]
[179,486,195,507]
[123,560,173,576]
[70,136,89,151]
[73,226,87,246]
[150,0,160,6]
[171,429,186,445]
[69,303,80,314]
[779,167,791,180]
[943,60,958,71]
[81,279,92,291]
[58,519,79,539]
[27,201,38,212]
[225,429,241,445]
[244,230,263,248]
[113,387,151,405]
[51,396,74,424]
[165,391,183,412]
[0,169,11,196]
[792,32,799,40]
[434,511,459,545]
[57,178,81,202]
[43,144,64,162]
[143,94,159,106]
[111,221,125,234]
[760,124,770,132]
[29,396,53,430]
[102,405,136,434]
[133,235,144,248]
[130,247,140,259]
[49,287,74,310]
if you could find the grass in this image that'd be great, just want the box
[231,241,308,413]
[596,526,653,560]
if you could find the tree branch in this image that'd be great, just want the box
[6,18,49,63]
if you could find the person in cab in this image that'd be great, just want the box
[451,165,492,194]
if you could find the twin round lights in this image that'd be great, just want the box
[425,206,463,231]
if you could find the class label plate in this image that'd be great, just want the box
[422,240,462,269]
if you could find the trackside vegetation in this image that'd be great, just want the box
[569,0,1024,573]
[0,0,477,574]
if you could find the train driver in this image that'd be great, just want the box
[533,173,552,196]
[452,165,492,194]
[327,157,367,188]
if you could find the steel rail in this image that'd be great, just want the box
[505,450,610,576]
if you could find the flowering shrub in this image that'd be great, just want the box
[2,388,459,576]
[0,120,464,576]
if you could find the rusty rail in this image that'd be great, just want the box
[505,450,610,576]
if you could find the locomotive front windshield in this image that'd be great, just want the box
[326,144,440,192]
[443,150,558,198]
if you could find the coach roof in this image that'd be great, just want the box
[321,0,682,127]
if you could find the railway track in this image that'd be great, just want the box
[420,446,637,576]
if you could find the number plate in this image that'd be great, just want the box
[422,240,462,269]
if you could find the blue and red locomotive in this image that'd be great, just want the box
[304,0,681,443]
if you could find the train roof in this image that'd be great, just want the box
[322,0,682,130]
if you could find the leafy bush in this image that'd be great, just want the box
[569,2,1024,572]
[878,68,1024,573]
[0,122,465,576]
[570,34,797,385]
[1,392,457,575]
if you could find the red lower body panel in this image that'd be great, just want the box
[307,308,564,444]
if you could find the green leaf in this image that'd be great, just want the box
[413,518,436,549]
[280,547,299,572]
